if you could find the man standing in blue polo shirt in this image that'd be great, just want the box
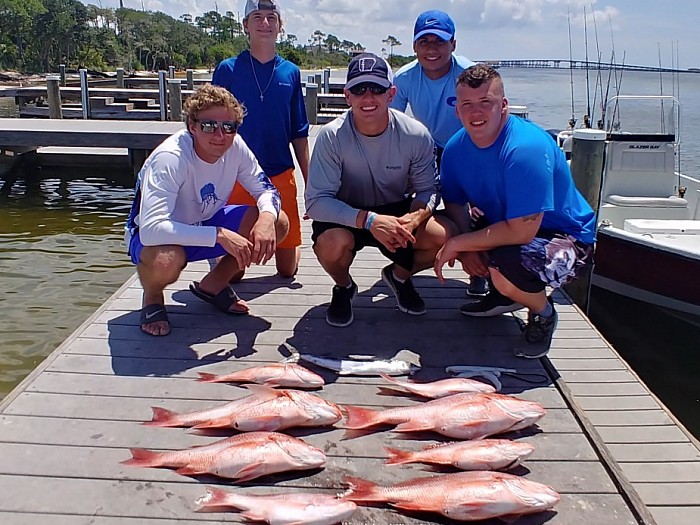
[213,0,309,281]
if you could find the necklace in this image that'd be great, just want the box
[249,52,276,102]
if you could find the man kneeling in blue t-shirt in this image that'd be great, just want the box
[435,64,596,359]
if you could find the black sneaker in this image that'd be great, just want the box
[466,276,489,297]
[514,297,558,359]
[459,288,522,317]
[381,264,426,315]
[326,281,357,327]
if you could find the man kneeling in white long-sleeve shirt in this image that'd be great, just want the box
[124,84,288,336]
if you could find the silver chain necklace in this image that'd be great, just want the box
[249,51,276,102]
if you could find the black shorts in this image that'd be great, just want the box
[311,198,415,271]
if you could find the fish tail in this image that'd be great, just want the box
[384,447,414,465]
[195,486,235,512]
[120,448,162,467]
[142,407,180,427]
[343,476,382,501]
[343,405,381,429]
[196,372,220,383]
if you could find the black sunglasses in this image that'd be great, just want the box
[348,83,389,96]
[195,119,240,134]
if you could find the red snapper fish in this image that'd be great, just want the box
[197,362,325,389]
[192,385,342,431]
[143,385,342,432]
[385,439,535,470]
[378,373,497,398]
[122,431,325,482]
[344,392,545,439]
[343,471,560,522]
[196,486,357,525]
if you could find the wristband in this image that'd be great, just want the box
[364,212,377,230]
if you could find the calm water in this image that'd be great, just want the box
[1,69,698,438]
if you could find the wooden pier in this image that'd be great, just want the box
[0,127,699,524]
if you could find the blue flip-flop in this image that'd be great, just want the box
[189,281,249,315]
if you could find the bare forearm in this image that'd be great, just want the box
[450,216,540,252]
[291,137,310,184]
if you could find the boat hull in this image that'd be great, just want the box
[592,228,700,318]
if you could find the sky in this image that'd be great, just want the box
[87,0,695,69]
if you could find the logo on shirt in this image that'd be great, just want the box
[385,165,402,170]
[200,183,221,212]
[278,81,291,87]
[447,96,457,107]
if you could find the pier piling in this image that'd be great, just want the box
[46,76,63,120]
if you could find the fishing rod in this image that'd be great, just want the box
[591,5,604,129]
[658,42,666,132]
[567,7,576,128]
[583,5,592,128]
[601,16,616,130]
[611,50,626,132]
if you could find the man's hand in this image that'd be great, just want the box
[434,238,460,282]
[249,211,277,264]
[457,251,490,278]
[369,214,416,252]
[396,212,421,234]
[217,227,254,269]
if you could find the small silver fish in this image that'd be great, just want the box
[299,353,420,376]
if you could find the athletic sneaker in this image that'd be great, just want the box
[326,281,357,327]
[514,297,558,359]
[466,276,489,297]
[381,264,426,315]
[459,289,523,317]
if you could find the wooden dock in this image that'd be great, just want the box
[1,127,699,524]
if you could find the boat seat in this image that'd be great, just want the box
[624,218,700,235]
[605,195,688,208]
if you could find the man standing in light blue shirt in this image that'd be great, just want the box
[391,10,485,296]
[391,10,475,162]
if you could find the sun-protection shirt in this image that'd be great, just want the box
[213,50,309,177]
[391,54,475,148]
[305,109,439,227]
[124,129,280,248]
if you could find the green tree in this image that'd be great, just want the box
[382,35,401,67]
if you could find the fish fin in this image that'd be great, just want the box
[142,407,180,427]
[342,476,381,501]
[175,465,206,476]
[384,447,414,465]
[393,419,434,433]
[376,386,410,397]
[239,510,268,521]
[195,486,234,512]
[499,513,523,523]
[196,372,220,383]
[391,501,431,512]
[120,448,161,467]
[235,416,285,432]
[342,404,380,429]
[191,416,233,429]
[243,383,285,401]
[233,461,266,483]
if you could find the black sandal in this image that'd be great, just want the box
[189,281,249,315]
[139,304,170,336]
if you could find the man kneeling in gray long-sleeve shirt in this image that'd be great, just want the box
[305,53,455,327]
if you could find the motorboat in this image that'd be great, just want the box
[564,95,700,319]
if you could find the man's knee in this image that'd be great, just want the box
[313,228,354,262]
[139,245,186,280]
[276,210,291,242]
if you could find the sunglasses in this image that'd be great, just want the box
[348,83,389,96]
[195,119,240,134]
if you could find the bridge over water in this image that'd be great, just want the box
[478,59,693,73]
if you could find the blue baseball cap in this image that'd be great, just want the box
[413,10,455,42]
